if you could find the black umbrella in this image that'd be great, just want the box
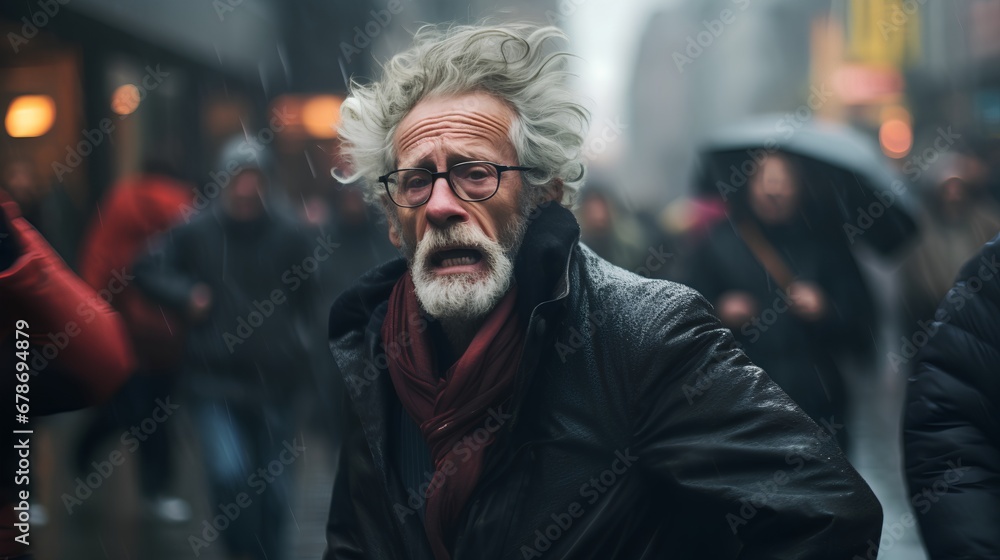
[699,115,918,256]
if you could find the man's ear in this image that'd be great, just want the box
[387,220,402,249]
[540,179,564,205]
[380,198,403,249]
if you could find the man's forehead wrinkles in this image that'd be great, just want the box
[396,119,510,160]
[398,128,497,158]
[397,133,494,165]
[397,112,510,148]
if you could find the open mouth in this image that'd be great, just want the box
[430,247,484,269]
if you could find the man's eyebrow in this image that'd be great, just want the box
[403,152,490,170]
[447,153,486,166]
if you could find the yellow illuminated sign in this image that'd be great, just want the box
[848,0,921,67]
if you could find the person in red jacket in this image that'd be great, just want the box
[72,162,193,522]
[1,188,134,558]
[77,163,191,368]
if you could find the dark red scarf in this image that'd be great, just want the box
[382,270,524,560]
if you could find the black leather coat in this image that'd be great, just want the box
[324,204,882,559]
[905,233,1000,559]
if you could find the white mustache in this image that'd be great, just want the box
[415,224,499,270]
[410,222,516,321]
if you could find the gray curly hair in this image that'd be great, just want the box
[334,23,590,208]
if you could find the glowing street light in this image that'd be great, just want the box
[5,94,56,137]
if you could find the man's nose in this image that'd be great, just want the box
[424,176,469,227]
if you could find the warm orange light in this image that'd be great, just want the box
[879,119,912,158]
[5,95,56,137]
[111,84,141,116]
[302,95,342,138]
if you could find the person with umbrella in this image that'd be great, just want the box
[683,120,906,451]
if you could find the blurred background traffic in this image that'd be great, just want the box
[1,0,999,558]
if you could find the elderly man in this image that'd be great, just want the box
[325,23,882,560]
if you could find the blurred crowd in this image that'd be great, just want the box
[579,132,1000,455]
[1,128,399,559]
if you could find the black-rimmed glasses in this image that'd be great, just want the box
[378,161,533,208]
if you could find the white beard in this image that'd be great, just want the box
[408,219,526,322]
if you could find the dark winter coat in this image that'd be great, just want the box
[323,203,882,560]
[134,203,321,401]
[904,232,1000,559]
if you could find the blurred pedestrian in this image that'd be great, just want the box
[903,232,1000,559]
[576,184,648,271]
[647,165,732,282]
[684,152,877,450]
[134,137,320,560]
[899,152,1000,329]
[73,156,195,522]
[297,184,399,454]
[322,186,399,299]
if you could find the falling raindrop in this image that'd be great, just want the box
[338,57,350,88]
[258,61,270,99]
[222,233,228,280]
[303,150,317,178]
[276,43,291,85]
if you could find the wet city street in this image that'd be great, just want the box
[32,414,336,560]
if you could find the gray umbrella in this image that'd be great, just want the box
[699,115,918,256]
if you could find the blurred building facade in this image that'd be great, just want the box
[626,0,999,207]
[0,0,387,267]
